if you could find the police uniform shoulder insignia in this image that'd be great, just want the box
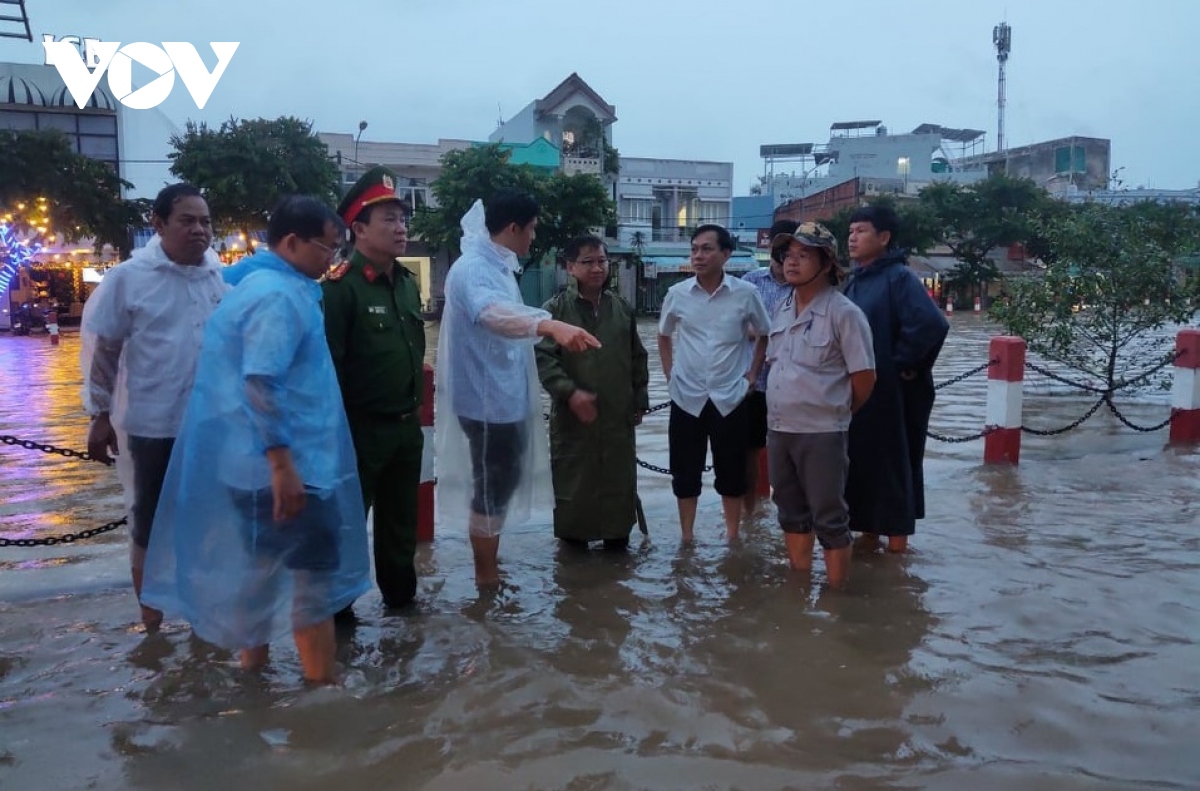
[326,260,351,282]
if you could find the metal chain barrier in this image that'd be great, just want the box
[1105,399,1176,433]
[933,359,996,391]
[1111,349,1183,392]
[1,434,126,548]
[0,517,128,548]
[926,426,996,444]
[1023,361,1109,394]
[1019,396,1107,436]
[0,434,113,466]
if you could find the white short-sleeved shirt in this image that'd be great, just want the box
[658,273,771,417]
[765,287,875,434]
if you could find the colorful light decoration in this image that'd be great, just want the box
[0,197,52,296]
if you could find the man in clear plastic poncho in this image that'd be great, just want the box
[80,183,227,631]
[141,197,369,683]
[436,189,600,587]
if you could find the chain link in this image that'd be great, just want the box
[0,516,128,547]
[933,359,997,391]
[636,458,711,475]
[1023,361,1109,394]
[1,435,126,547]
[926,426,995,443]
[1020,396,1107,436]
[1111,349,1183,392]
[1104,399,1176,433]
[0,434,113,466]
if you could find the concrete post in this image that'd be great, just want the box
[984,336,1025,464]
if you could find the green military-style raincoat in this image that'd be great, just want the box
[536,280,650,542]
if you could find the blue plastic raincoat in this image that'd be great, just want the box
[141,251,369,649]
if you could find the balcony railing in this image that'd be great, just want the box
[562,156,602,176]
[651,227,695,244]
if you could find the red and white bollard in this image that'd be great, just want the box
[417,363,435,542]
[1169,328,1200,446]
[47,310,59,346]
[974,296,982,313]
[984,336,1026,464]
[945,299,954,316]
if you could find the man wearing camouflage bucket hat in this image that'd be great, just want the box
[764,222,876,588]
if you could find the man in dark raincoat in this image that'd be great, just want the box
[537,235,650,550]
[843,205,949,553]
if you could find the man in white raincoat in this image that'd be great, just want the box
[80,184,227,630]
[435,189,600,587]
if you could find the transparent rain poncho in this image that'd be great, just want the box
[434,201,553,534]
[78,235,227,557]
[140,255,370,650]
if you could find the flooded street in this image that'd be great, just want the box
[1,316,1198,791]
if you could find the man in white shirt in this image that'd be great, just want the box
[658,224,771,542]
[80,183,226,630]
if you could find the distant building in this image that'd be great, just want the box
[957,135,1111,194]
[1059,185,1200,207]
[0,64,121,175]
[489,72,617,178]
[0,62,126,330]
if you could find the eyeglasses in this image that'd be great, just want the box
[307,238,340,259]
[572,257,609,269]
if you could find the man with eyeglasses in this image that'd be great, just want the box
[322,166,426,613]
[536,235,650,551]
[141,195,367,683]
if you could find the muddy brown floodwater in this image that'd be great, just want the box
[1,316,1197,791]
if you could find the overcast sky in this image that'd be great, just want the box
[5,0,1198,194]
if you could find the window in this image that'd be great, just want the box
[699,201,727,225]
[78,135,117,160]
[78,115,116,135]
[620,198,652,224]
[37,113,77,133]
[0,110,36,131]
[1055,145,1086,174]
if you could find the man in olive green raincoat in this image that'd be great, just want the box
[536,235,650,550]
[323,167,425,610]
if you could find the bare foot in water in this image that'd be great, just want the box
[853,533,882,555]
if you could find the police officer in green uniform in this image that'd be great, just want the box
[323,167,425,610]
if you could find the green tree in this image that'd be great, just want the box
[0,129,146,249]
[990,201,1200,395]
[168,116,341,238]
[918,174,1054,294]
[410,143,615,265]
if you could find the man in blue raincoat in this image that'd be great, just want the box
[843,205,949,554]
[142,196,369,683]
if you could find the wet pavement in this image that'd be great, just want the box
[1,316,1198,791]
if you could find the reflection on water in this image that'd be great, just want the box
[1,318,1198,790]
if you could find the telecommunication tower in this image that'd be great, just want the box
[993,22,1012,152]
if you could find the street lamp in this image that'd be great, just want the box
[354,120,368,180]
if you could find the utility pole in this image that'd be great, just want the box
[993,22,1012,153]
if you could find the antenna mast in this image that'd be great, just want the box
[993,22,1012,152]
